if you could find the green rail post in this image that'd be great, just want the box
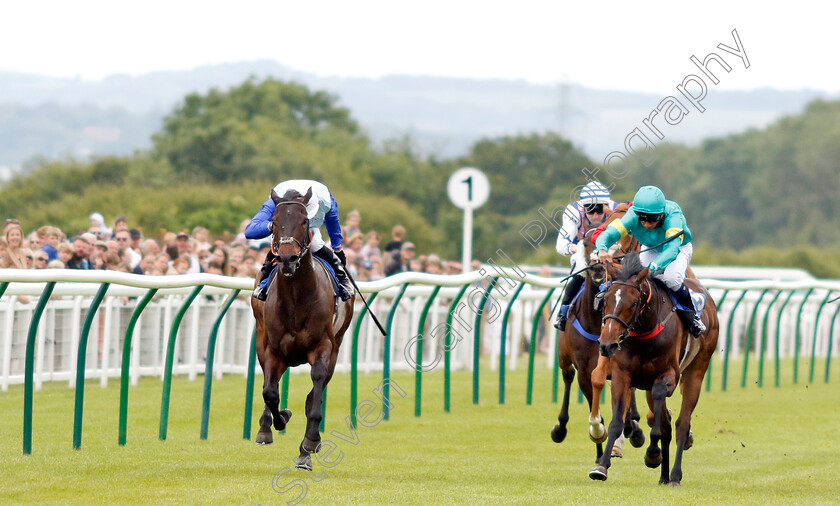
[825,301,840,383]
[23,281,56,455]
[473,278,498,405]
[414,285,441,417]
[793,288,814,384]
[553,326,560,403]
[73,283,111,450]
[722,290,748,391]
[444,284,469,413]
[350,292,377,428]
[243,326,258,440]
[200,289,240,440]
[119,288,158,446]
[498,282,525,405]
[774,290,796,388]
[159,285,204,441]
[383,284,408,421]
[757,290,783,388]
[708,290,729,392]
[0,282,8,298]
[809,291,833,383]
[527,288,555,405]
[279,369,290,434]
[320,388,327,433]
[740,288,768,389]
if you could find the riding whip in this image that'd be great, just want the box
[345,270,388,336]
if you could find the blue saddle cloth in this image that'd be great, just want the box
[264,256,342,300]
[569,284,600,342]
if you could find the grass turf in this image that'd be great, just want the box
[0,357,838,504]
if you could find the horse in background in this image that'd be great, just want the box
[551,203,645,461]
[251,187,355,471]
[588,253,719,485]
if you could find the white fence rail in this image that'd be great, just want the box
[2,269,840,391]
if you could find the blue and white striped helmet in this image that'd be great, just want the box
[579,181,610,205]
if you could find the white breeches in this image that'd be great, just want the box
[640,242,693,290]
[310,228,325,251]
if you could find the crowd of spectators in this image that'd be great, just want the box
[0,210,466,282]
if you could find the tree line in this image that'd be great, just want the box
[1,78,838,276]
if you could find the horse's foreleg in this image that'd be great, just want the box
[589,356,609,445]
[297,343,334,470]
[551,368,575,443]
[646,370,676,485]
[625,389,646,448]
[261,353,290,434]
[590,370,630,481]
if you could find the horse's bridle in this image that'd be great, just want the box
[601,279,652,342]
[270,201,310,263]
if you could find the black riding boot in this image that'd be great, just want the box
[554,274,584,330]
[672,283,706,338]
[252,252,276,301]
[314,246,354,301]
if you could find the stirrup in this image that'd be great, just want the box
[554,314,567,331]
[690,317,706,338]
[338,281,354,301]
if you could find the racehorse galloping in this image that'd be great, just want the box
[251,188,355,471]
[551,204,645,461]
[589,254,718,485]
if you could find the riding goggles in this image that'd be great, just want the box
[584,203,604,214]
[636,211,663,223]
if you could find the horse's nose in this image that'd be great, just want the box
[599,342,618,358]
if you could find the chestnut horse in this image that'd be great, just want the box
[588,253,719,485]
[251,188,355,471]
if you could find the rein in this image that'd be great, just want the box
[601,278,657,342]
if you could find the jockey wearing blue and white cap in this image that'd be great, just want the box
[245,179,354,301]
[553,180,618,330]
[595,185,706,337]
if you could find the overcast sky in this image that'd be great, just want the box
[0,0,834,94]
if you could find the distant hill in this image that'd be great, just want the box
[0,60,832,176]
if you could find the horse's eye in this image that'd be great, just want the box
[289,255,299,263]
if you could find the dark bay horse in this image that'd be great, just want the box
[251,187,355,471]
[551,204,645,460]
[588,254,719,485]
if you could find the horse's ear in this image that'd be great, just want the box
[271,189,281,205]
[303,187,313,203]
[635,267,651,281]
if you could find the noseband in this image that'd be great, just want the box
[601,279,652,342]
[270,200,310,261]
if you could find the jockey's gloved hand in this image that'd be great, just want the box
[649,263,664,276]
[335,249,346,266]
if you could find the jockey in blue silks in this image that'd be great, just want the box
[246,179,354,301]
[595,185,706,337]
[553,180,618,330]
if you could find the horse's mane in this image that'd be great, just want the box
[616,252,645,281]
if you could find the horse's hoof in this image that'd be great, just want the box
[550,425,566,443]
[669,481,681,487]
[274,409,292,431]
[684,431,694,451]
[295,455,313,471]
[589,465,608,481]
[644,447,662,468]
[589,424,607,444]
[630,424,646,448]
[610,446,623,459]
[255,430,273,445]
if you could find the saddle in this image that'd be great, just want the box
[266,257,343,301]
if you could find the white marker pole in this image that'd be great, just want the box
[462,205,473,274]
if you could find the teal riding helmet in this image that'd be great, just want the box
[633,185,666,214]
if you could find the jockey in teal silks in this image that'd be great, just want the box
[246,179,354,302]
[553,180,618,330]
[595,185,706,338]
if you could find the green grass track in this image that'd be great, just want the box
[1,357,838,504]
